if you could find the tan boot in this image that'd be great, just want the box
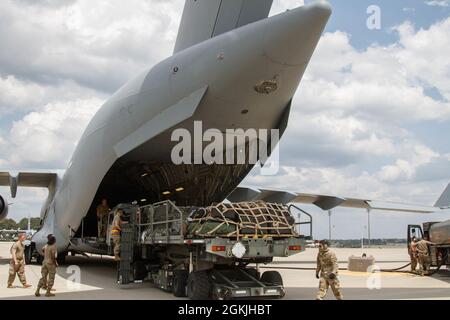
[45,289,55,297]
[23,284,32,288]
[7,284,13,289]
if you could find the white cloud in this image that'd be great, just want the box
[300,24,450,123]
[425,0,450,7]
[245,16,450,214]
[0,75,104,115]
[2,97,104,169]
[0,0,183,93]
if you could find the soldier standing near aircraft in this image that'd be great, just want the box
[409,237,418,273]
[97,198,110,239]
[416,238,434,276]
[7,233,32,289]
[110,209,127,261]
[316,240,343,300]
[35,234,58,297]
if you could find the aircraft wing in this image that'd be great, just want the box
[227,184,450,213]
[0,171,59,198]
[174,0,274,53]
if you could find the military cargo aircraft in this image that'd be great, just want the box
[0,0,449,261]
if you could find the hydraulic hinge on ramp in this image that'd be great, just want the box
[117,224,134,285]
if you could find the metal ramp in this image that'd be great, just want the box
[117,223,136,285]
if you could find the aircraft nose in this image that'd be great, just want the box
[263,1,332,66]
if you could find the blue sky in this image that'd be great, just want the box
[322,0,450,47]
[0,0,450,239]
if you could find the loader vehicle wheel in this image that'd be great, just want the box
[187,271,211,300]
[173,270,189,297]
[261,271,283,286]
[133,260,147,281]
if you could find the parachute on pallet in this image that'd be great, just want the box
[187,201,298,238]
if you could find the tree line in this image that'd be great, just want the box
[0,217,41,230]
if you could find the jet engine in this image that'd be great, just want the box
[0,194,8,221]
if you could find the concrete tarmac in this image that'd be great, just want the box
[1,243,449,300]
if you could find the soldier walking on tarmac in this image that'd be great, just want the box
[316,240,343,300]
[416,237,435,276]
[7,233,32,289]
[110,209,128,261]
[409,237,418,273]
[35,234,58,297]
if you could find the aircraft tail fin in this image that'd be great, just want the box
[434,183,450,208]
[174,0,273,54]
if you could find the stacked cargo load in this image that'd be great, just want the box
[187,201,297,239]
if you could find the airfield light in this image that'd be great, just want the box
[176,187,185,192]
[163,191,171,196]
[141,173,149,178]
[140,199,147,202]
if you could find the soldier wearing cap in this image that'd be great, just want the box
[409,237,418,273]
[316,240,343,300]
[110,209,128,261]
[416,237,435,276]
[35,234,58,297]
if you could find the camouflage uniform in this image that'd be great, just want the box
[36,244,57,297]
[8,241,27,287]
[110,213,122,260]
[409,241,418,272]
[416,239,432,276]
[316,248,343,300]
[97,204,110,239]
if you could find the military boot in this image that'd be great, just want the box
[35,287,41,297]
[45,289,55,297]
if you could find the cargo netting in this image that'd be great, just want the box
[187,201,298,239]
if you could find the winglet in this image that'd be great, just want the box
[434,183,450,209]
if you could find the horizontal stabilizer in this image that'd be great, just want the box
[0,171,58,198]
[174,0,274,53]
[435,183,450,208]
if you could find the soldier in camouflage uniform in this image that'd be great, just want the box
[110,209,127,261]
[7,233,32,289]
[416,238,434,276]
[409,237,418,273]
[35,235,58,297]
[316,240,343,300]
